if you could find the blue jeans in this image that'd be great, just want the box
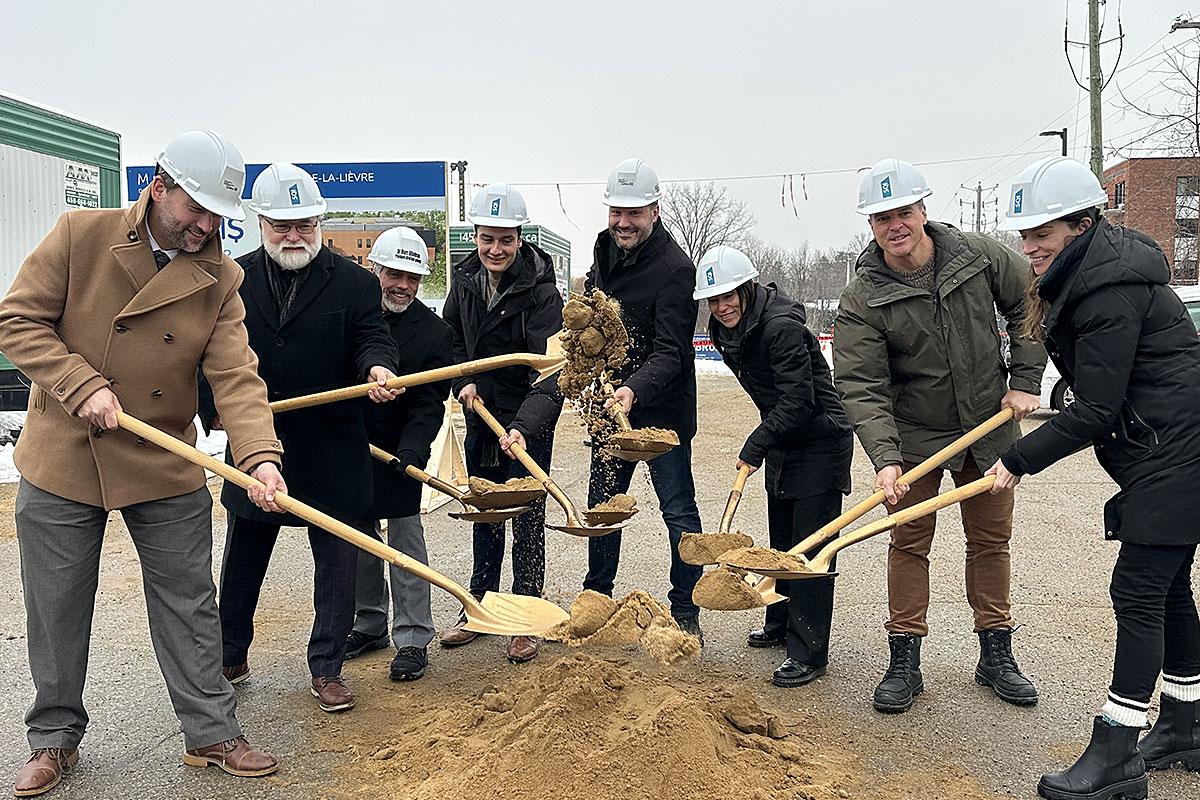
[584,440,703,618]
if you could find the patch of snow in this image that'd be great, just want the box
[694,359,733,377]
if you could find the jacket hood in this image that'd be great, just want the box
[454,239,557,293]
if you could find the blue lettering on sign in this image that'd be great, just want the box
[706,266,715,285]
[221,218,245,243]
[1013,188,1024,214]
[288,183,301,205]
[490,197,501,216]
[127,161,448,201]
[880,176,892,199]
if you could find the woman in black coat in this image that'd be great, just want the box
[695,246,853,687]
[989,156,1200,800]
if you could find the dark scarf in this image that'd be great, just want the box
[265,254,311,324]
[713,281,765,367]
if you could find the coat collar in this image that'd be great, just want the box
[240,245,337,331]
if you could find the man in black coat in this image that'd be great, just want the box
[204,164,399,714]
[584,158,704,638]
[344,226,452,683]
[441,183,564,664]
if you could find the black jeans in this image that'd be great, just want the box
[765,491,842,667]
[1110,541,1200,703]
[584,440,703,618]
[463,427,552,598]
[219,514,364,677]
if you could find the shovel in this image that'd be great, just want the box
[602,382,679,462]
[752,407,1015,605]
[695,477,996,610]
[269,353,566,413]
[118,412,567,635]
[470,399,626,537]
[678,464,755,565]
[367,445,533,524]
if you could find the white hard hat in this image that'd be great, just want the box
[694,245,760,300]
[604,157,662,207]
[155,130,247,220]
[248,163,327,220]
[367,226,431,276]
[467,182,529,228]
[997,156,1109,231]
[857,157,933,216]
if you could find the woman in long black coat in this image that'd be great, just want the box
[695,246,853,687]
[989,156,1200,800]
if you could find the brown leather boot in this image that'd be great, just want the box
[439,615,480,648]
[14,748,78,797]
[182,736,277,777]
[222,662,250,685]
[506,636,539,663]
[311,676,355,713]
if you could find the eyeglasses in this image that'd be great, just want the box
[264,220,319,234]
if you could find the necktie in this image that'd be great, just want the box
[153,250,171,271]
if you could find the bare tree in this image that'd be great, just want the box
[1115,39,1200,157]
[659,182,756,264]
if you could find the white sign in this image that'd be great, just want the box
[64,161,100,209]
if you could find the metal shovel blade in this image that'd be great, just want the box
[463,591,569,636]
[449,506,532,523]
[546,522,625,538]
[583,508,638,526]
[459,488,546,510]
[605,445,672,463]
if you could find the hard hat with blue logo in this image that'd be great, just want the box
[247,163,327,220]
[367,226,431,276]
[997,156,1109,231]
[693,245,760,300]
[856,157,933,216]
[467,182,529,228]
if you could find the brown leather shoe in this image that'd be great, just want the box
[222,662,250,685]
[14,748,78,797]
[182,736,277,777]
[311,675,355,712]
[439,616,480,648]
[507,636,539,663]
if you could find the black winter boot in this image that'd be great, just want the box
[1037,717,1147,800]
[1141,694,1200,771]
[975,628,1039,706]
[873,633,923,713]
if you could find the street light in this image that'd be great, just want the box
[1040,128,1068,157]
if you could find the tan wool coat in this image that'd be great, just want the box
[0,189,283,510]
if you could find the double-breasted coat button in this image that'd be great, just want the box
[114,323,128,333]
[136,437,147,445]
[92,428,104,439]
[274,337,285,347]
[151,389,163,398]
[127,231,137,241]
[163,333,175,343]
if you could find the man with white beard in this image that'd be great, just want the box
[344,227,452,682]
[204,163,400,714]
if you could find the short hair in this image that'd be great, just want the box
[473,225,523,238]
[152,164,178,191]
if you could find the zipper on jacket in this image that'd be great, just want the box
[1125,401,1161,448]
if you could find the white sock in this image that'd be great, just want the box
[1101,691,1149,728]
[1162,673,1200,702]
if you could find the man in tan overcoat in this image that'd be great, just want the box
[0,130,286,796]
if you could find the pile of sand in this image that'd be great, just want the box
[589,493,637,514]
[558,291,628,400]
[678,531,755,565]
[610,426,680,449]
[692,566,765,611]
[547,590,700,666]
[720,546,809,574]
[348,653,857,800]
[467,476,544,495]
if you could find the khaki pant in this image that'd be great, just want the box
[885,456,1015,636]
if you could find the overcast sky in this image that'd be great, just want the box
[3,0,1194,272]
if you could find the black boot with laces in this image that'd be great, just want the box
[975,628,1039,706]
[873,633,923,713]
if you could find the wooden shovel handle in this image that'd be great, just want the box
[269,353,561,413]
[471,398,581,524]
[116,412,477,608]
[367,445,466,502]
[719,464,752,534]
[602,382,633,431]
[813,475,996,567]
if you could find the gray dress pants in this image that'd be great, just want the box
[352,515,434,649]
[15,480,240,751]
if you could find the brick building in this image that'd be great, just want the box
[1102,156,1200,285]
[321,217,437,267]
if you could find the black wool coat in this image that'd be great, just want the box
[367,299,453,519]
[1002,220,1200,544]
[586,219,699,441]
[709,283,852,500]
[443,241,564,441]
[215,246,398,524]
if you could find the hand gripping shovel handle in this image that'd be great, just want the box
[367,444,468,502]
[755,407,1014,595]
[719,464,752,535]
[602,382,633,431]
[470,398,582,525]
[269,353,565,413]
[117,412,478,609]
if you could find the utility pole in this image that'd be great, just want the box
[1087,0,1103,179]
[959,182,999,233]
[450,160,468,221]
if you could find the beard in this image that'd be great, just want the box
[609,223,652,251]
[381,289,416,313]
[149,204,215,253]
[264,228,321,271]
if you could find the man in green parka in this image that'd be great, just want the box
[834,158,1047,714]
